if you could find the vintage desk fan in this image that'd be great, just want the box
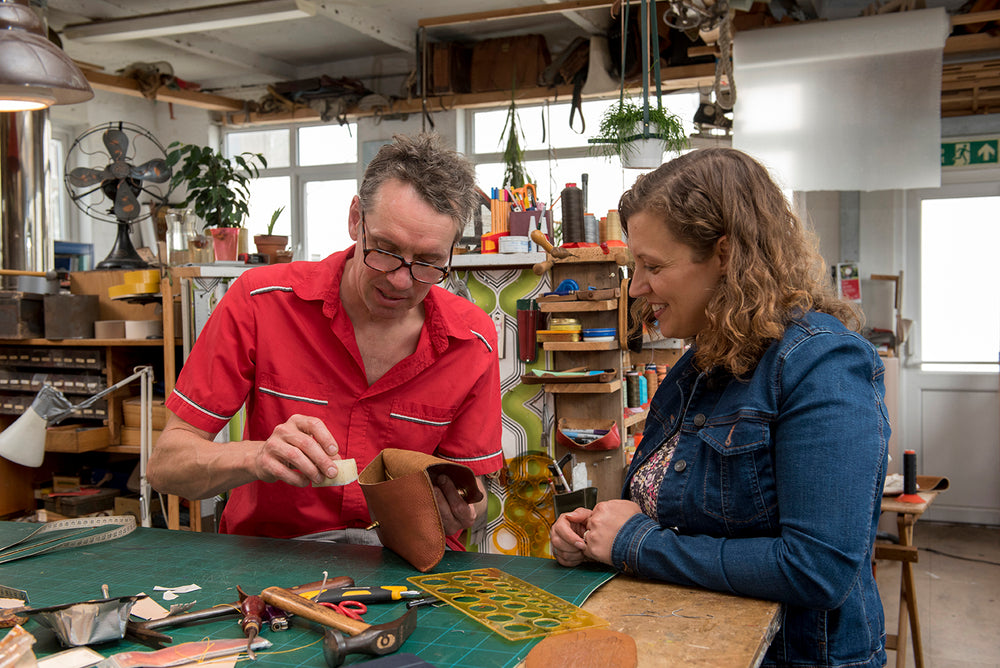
[64,121,172,269]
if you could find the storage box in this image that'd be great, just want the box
[114,494,161,522]
[120,426,164,447]
[431,42,472,94]
[0,291,44,339]
[122,397,168,430]
[124,320,162,339]
[94,320,126,339]
[44,487,119,517]
[44,294,100,339]
[44,425,110,453]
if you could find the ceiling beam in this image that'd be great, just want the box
[151,33,299,81]
[312,2,415,54]
[419,0,616,29]
[541,0,608,34]
[63,0,316,43]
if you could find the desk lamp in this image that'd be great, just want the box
[0,366,160,527]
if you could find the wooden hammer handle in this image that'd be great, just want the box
[261,586,369,636]
[529,229,555,254]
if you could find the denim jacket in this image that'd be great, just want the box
[613,312,889,668]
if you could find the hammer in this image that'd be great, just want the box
[260,586,417,667]
[530,229,573,259]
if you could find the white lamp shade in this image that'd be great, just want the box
[0,403,47,467]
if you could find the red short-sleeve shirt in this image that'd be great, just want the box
[166,248,504,545]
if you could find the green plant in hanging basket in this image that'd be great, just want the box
[588,99,688,163]
[500,89,532,188]
[165,142,267,230]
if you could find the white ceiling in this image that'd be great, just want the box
[44,1,972,99]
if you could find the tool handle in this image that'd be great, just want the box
[315,586,411,604]
[530,229,556,254]
[532,259,553,276]
[261,586,369,637]
[287,576,355,598]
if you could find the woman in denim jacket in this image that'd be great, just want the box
[550,148,889,668]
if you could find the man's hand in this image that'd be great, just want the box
[254,414,342,487]
[433,475,486,535]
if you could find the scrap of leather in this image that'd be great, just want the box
[524,628,638,668]
[359,449,481,572]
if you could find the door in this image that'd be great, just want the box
[903,181,1000,525]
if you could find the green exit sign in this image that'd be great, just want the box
[941,139,999,167]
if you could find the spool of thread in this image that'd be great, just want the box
[605,210,622,241]
[656,363,668,382]
[625,371,641,408]
[644,366,658,398]
[903,449,917,495]
[583,213,599,243]
[638,373,648,404]
[561,183,585,243]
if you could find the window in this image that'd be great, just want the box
[919,196,1000,370]
[224,123,358,260]
[468,94,702,223]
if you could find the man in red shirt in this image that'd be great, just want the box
[149,133,503,549]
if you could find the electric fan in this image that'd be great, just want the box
[64,121,172,269]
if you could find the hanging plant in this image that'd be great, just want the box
[500,84,532,188]
[590,98,687,164]
[588,0,688,168]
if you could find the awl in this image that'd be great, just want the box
[315,586,423,604]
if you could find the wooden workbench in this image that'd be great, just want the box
[0,521,780,668]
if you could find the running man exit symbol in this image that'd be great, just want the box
[941,139,999,167]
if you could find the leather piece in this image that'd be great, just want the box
[524,629,637,668]
[359,449,481,572]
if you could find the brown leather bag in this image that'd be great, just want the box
[358,449,483,572]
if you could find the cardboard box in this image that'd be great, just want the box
[114,494,161,522]
[122,397,168,430]
[94,320,126,338]
[45,425,110,453]
[44,294,99,339]
[120,426,164,447]
[125,320,162,340]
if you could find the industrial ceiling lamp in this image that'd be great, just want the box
[0,0,94,112]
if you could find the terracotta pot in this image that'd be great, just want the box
[253,234,288,264]
[210,227,240,261]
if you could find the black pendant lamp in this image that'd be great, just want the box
[0,0,93,112]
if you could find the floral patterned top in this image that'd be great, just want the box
[628,431,679,523]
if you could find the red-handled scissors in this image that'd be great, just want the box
[320,600,367,621]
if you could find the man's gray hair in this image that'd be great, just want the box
[358,133,479,240]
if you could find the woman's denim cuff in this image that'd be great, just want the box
[611,513,660,575]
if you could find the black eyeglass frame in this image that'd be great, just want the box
[359,214,453,285]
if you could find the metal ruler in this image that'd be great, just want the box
[0,515,136,565]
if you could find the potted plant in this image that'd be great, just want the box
[590,98,687,169]
[501,85,531,188]
[253,206,288,263]
[165,142,267,261]
[588,0,688,169]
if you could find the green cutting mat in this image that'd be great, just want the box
[0,522,614,667]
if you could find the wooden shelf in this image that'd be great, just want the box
[0,338,174,347]
[543,341,619,351]
[538,299,617,312]
[544,379,621,394]
[624,410,648,428]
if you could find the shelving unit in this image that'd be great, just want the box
[539,247,631,502]
[0,269,182,522]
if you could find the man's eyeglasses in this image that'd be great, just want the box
[360,215,452,285]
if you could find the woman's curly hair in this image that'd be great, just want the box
[619,148,862,377]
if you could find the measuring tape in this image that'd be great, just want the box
[0,515,136,565]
